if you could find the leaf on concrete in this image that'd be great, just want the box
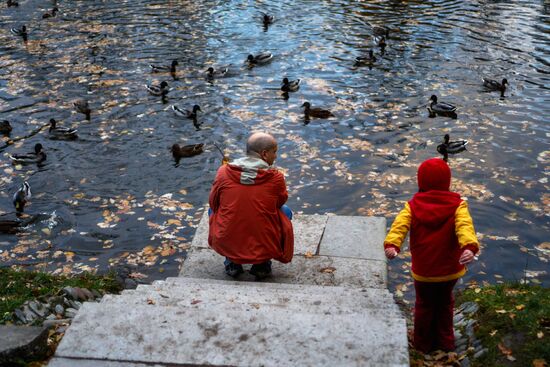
[147,298,155,305]
[320,266,336,273]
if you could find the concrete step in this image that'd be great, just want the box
[53,301,409,367]
[179,247,387,289]
[103,279,399,315]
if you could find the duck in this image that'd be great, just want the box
[483,77,508,95]
[172,104,201,119]
[428,95,457,116]
[302,102,334,119]
[13,181,31,213]
[261,13,274,26]
[146,81,169,96]
[0,120,12,135]
[150,60,178,73]
[7,0,18,7]
[355,50,377,65]
[246,52,273,66]
[205,66,228,79]
[42,7,59,18]
[437,134,468,161]
[9,143,47,165]
[373,26,389,37]
[281,78,300,93]
[48,119,77,140]
[171,143,204,161]
[74,99,91,120]
[11,25,27,41]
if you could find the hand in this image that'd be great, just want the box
[385,247,398,260]
[459,249,474,265]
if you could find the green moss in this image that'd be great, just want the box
[0,267,122,324]
[457,283,550,367]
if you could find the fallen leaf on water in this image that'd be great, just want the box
[320,266,336,273]
[142,245,155,255]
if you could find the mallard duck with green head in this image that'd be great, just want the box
[9,143,47,164]
[49,119,77,140]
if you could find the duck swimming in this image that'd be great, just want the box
[483,77,508,96]
[205,66,228,79]
[146,81,169,96]
[281,78,300,93]
[171,143,204,161]
[172,104,201,129]
[11,25,27,41]
[246,52,273,66]
[262,13,274,26]
[355,50,376,65]
[48,118,78,140]
[13,181,31,213]
[9,143,47,165]
[437,134,468,161]
[302,102,334,119]
[150,60,178,74]
[42,7,58,18]
[428,95,457,117]
[74,99,91,120]
[0,120,12,135]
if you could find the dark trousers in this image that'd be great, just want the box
[413,279,458,353]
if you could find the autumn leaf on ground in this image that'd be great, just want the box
[532,359,547,367]
[320,266,336,273]
[190,299,201,305]
[128,272,148,279]
[147,298,155,305]
[495,309,507,314]
[498,343,513,356]
[537,331,544,339]
[516,304,525,311]
[490,330,498,336]
[304,251,314,258]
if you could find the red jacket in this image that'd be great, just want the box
[384,158,479,282]
[208,157,294,264]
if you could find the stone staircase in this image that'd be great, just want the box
[48,213,409,367]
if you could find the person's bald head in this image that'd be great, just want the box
[246,132,278,165]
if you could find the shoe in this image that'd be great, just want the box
[224,260,244,278]
[249,261,272,280]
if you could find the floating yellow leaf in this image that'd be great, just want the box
[167,219,182,226]
[41,228,51,235]
[142,246,155,255]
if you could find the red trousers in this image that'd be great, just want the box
[413,279,457,353]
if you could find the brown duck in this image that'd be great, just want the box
[171,143,204,161]
[302,102,334,119]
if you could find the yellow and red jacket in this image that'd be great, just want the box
[384,158,479,282]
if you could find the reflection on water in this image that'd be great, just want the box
[0,0,549,296]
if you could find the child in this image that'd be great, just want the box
[384,158,479,353]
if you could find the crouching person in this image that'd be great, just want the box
[208,132,294,280]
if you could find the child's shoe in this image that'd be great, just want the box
[249,261,272,280]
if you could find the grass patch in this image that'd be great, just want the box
[0,266,122,323]
[457,283,550,367]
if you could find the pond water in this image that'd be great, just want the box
[1,0,549,299]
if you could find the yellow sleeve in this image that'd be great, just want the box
[384,203,411,249]
[455,201,479,249]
